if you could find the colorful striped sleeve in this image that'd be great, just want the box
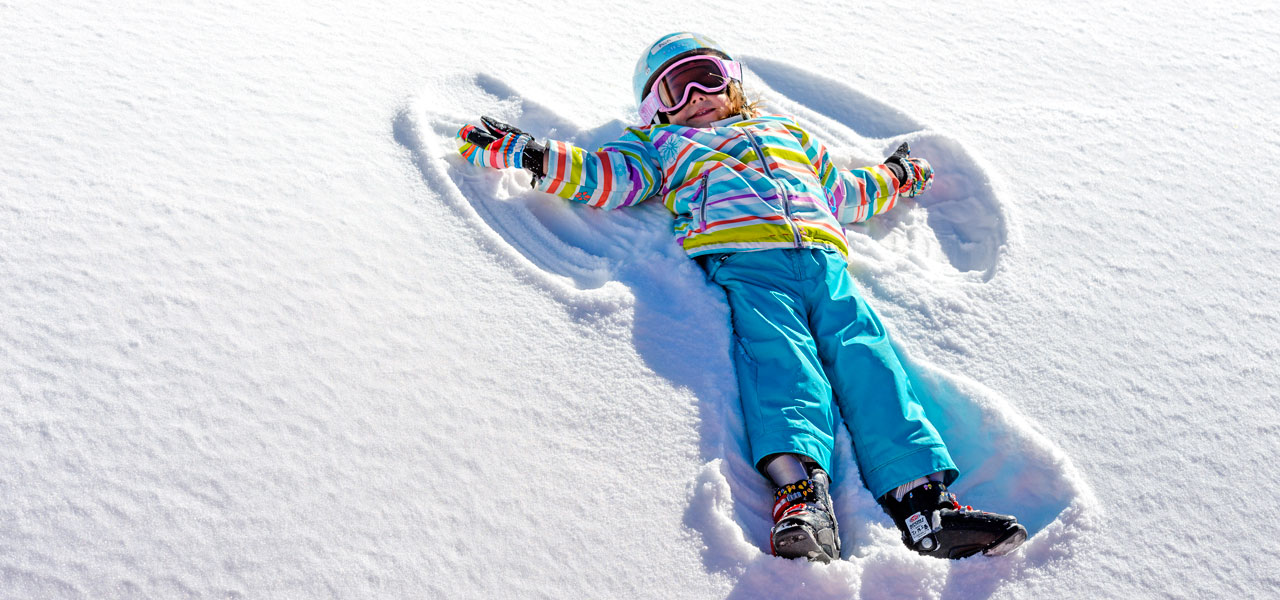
[533,136,663,210]
[837,164,902,224]
[784,120,903,225]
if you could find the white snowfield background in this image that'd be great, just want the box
[3,1,1278,598]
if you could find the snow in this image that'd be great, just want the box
[2,1,1278,598]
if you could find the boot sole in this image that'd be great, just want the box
[773,524,835,563]
[981,523,1028,557]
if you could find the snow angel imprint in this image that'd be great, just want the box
[454,31,1027,563]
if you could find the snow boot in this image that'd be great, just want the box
[880,482,1027,559]
[770,469,840,563]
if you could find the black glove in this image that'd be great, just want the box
[458,116,546,179]
[882,142,911,185]
[881,141,934,197]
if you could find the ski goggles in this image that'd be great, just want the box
[639,55,742,124]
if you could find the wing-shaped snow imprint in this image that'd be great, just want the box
[395,73,686,292]
[397,70,1095,599]
[745,57,1008,281]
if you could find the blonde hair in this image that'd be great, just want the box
[727,81,763,119]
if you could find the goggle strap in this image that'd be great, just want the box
[721,59,742,81]
[639,93,662,125]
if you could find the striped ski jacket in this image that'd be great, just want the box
[534,114,904,258]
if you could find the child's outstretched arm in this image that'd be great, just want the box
[455,117,664,210]
[535,136,664,210]
[784,122,933,225]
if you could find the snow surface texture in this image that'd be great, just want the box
[3,1,1280,599]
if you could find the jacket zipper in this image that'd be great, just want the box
[696,172,710,232]
[744,129,802,248]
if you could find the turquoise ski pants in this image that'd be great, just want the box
[704,248,958,499]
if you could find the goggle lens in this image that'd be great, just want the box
[658,59,731,111]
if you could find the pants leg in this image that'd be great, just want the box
[803,249,958,500]
[707,250,837,474]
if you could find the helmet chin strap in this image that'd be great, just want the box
[710,113,745,127]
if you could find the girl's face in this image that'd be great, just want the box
[665,90,731,128]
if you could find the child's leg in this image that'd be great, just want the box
[802,249,959,500]
[705,250,837,475]
[762,453,810,486]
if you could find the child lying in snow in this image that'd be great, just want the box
[455,32,1026,562]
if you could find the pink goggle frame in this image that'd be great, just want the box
[639,55,742,124]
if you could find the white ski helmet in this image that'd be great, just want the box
[633,32,742,124]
